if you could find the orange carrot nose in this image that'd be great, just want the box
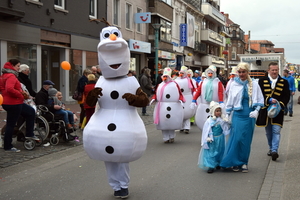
[110,34,117,41]
[162,76,167,81]
[179,73,183,77]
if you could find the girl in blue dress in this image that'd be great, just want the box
[198,101,230,173]
[220,62,264,172]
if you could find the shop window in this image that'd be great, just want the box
[69,49,83,96]
[7,42,38,92]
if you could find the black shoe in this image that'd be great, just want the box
[284,113,287,116]
[216,166,221,170]
[114,190,121,198]
[180,129,184,132]
[190,122,194,125]
[271,152,279,161]
[184,129,189,134]
[207,168,214,173]
[232,166,239,172]
[289,114,293,117]
[267,150,272,156]
[120,188,129,199]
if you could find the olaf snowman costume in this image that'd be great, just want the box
[151,67,185,143]
[191,65,225,130]
[83,26,149,198]
[175,66,196,133]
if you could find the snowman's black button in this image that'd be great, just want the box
[107,123,116,131]
[166,114,171,119]
[166,94,171,99]
[167,106,171,111]
[110,91,119,99]
[105,146,114,154]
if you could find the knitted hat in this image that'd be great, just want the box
[230,66,238,75]
[209,101,221,119]
[48,87,58,97]
[162,67,172,78]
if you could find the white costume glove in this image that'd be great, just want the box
[249,110,259,119]
[149,99,155,106]
[225,113,232,124]
[190,102,197,109]
[179,100,184,107]
[206,137,213,143]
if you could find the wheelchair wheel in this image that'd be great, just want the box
[50,135,59,146]
[23,139,36,150]
[34,134,43,147]
[35,116,49,141]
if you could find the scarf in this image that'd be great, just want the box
[204,78,213,102]
[268,74,278,89]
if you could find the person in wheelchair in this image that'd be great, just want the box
[48,87,76,129]
[35,80,76,141]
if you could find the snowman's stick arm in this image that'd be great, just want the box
[122,87,149,107]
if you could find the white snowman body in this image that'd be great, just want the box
[175,77,195,120]
[83,26,147,163]
[195,78,223,130]
[83,76,147,162]
[153,81,183,130]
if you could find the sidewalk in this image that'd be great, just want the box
[0,102,155,168]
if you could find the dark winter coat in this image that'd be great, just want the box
[256,75,290,127]
[18,72,36,97]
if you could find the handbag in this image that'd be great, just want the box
[267,100,280,118]
[72,90,83,101]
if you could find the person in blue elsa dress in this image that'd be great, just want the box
[198,101,230,173]
[220,62,264,173]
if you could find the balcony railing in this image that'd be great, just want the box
[201,29,225,46]
[194,41,207,54]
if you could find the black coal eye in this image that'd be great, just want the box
[113,32,119,37]
[102,30,110,39]
[104,33,109,38]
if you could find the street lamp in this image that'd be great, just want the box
[152,23,162,84]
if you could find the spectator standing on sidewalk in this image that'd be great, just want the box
[282,69,295,117]
[256,62,290,161]
[83,74,97,124]
[18,64,36,98]
[76,69,91,127]
[0,59,39,152]
[139,68,153,116]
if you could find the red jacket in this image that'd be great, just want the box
[83,82,96,109]
[0,62,24,105]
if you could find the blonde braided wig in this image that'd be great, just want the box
[237,62,253,106]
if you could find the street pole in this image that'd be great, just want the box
[152,23,162,84]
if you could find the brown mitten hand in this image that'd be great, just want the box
[86,87,103,107]
[122,88,149,107]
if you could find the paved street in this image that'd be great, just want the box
[0,96,299,200]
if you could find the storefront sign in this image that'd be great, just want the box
[158,50,175,60]
[135,12,151,23]
[241,56,280,62]
[180,24,187,46]
[128,39,151,54]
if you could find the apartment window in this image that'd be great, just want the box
[136,8,142,33]
[89,0,97,19]
[195,24,200,42]
[161,0,172,6]
[160,19,172,43]
[126,3,132,29]
[232,47,236,60]
[54,0,65,9]
[113,0,120,26]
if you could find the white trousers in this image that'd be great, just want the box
[162,130,176,141]
[182,118,191,129]
[104,162,130,191]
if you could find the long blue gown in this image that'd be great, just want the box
[220,87,256,168]
[198,124,225,169]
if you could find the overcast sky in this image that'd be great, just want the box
[220,0,300,64]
